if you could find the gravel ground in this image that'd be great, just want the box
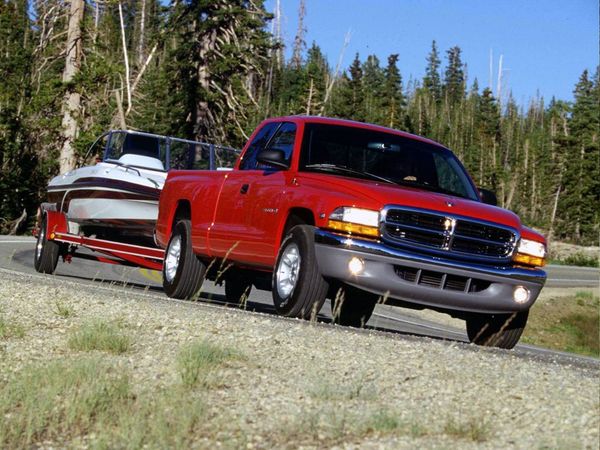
[0,270,598,449]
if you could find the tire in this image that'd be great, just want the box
[33,214,60,274]
[162,220,206,299]
[225,273,253,303]
[331,285,378,328]
[466,310,529,349]
[272,225,328,319]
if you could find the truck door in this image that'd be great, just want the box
[209,122,296,267]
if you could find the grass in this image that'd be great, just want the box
[549,252,599,268]
[308,376,375,401]
[68,320,132,354]
[177,339,240,388]
[444,417,490,442]
[280,406,450,447]
[0,358,212,449]
[0,358,131,448]
[54,299,75,318]
[523,290,599,357]
[0,315,25,339]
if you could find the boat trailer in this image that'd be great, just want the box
[35,209,164,272]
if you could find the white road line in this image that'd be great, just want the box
[0,240,34,244]
[372,311,465,336]
[549,279,599,283]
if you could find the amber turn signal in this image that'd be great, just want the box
[327,219,379,238]
[513,253,546,267]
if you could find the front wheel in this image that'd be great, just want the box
[272,225,328,319]
[466,310,529,349]
[162,220,206,299]
[331,285,378,328]
[33,215,60,274]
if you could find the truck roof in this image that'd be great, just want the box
[264,115,447,149]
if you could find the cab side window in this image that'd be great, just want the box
[239,123,279,170]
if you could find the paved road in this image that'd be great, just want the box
[1,236,597,368]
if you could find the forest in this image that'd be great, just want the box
[0,0,598,246]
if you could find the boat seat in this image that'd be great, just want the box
[118,154,165,171]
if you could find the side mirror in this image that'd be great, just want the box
[257,149,289,169]
[479,188,497,206]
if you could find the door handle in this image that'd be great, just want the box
[240,183,249,194]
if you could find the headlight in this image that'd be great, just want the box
[327,207,380,238]
[513,238,546,267]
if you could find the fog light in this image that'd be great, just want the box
[513,286,530,304]
[348,257,365,275]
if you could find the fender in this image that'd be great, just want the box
[44,210,69,237]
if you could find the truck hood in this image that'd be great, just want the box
[303,174,522,230]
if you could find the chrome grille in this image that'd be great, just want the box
[382,206,517,260]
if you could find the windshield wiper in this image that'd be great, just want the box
[395,179,469,199]
[304,163,397,185]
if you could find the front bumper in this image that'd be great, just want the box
[314,229,546,314]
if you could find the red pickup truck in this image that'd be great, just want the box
[155,116,547,349]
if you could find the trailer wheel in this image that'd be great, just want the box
[466,310,528,349]
[331,285,378,328]
[33,214,60,274]
[162,220,206,299]
[272,225,328,319]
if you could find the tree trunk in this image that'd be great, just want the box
[59,0,84,173]
[137,0,146,65]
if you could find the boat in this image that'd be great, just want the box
[44,130,239,247]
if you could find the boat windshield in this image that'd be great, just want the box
[299,123,479,201]
[105,132,167,171]
[101,130,240,171]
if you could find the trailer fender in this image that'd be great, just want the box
[44,210,69,238]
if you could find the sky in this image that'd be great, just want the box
[264,0,599,105]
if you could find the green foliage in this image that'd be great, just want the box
[0,358,132,448]
[177,339,240,388]
[68,320,132,354]
[0,315,25,339]
[0,1,597,245]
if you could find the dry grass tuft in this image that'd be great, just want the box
[177,339,241,388]
[68,320,132,354]
[444,417,490,442]
[0,315,25,339]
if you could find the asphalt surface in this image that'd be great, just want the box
[1,235,598,369]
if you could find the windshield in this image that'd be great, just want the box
[299,124,478,201]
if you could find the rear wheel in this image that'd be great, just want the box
[272,225,328,319]
[162,220,206,299]
[33,215,60,274]
[466,310,529,349]
[331,285,378,328]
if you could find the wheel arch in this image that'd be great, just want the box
[167,200,192,235]
[279,207,315,244]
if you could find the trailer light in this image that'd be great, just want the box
[513,286,530,304]
[328,207,380,238]
[348,257,365,275]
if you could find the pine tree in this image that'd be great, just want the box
[362,54,385,124]
[331,53,365,121]
[423,40,442,102]
[303,43,329,115]
[156,0,273,145]
[382,54,404,128]
[557,69,600,244]
[444,46,465,105]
